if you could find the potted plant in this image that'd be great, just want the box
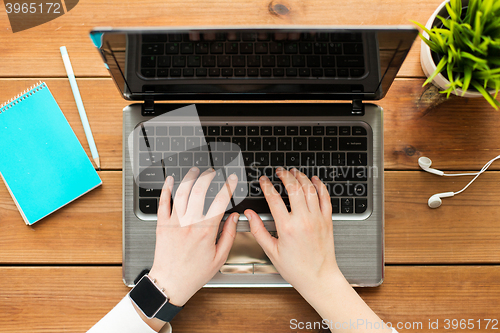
[413,0,500,109]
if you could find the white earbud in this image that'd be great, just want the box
[418,157,444,176]
[428,192,455,208]
[420,155,500,208]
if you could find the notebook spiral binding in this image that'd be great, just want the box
[0,81,45,114]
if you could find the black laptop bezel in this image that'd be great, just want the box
[90,26,417,102]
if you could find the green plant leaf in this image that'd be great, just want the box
[462,66,473,95]
[472,80,500,109]
[423,55,448,87]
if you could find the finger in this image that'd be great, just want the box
[275,167,308,213]
[289,168,320,212]
[172,167,200,216]
[158,176,174,221]
[206,173,238,222]
[214,212,239,265]
[245,209,277,258]
[312,176,332,217]
[259,175,289,223]
[184,168,216,216]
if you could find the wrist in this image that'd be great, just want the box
[131,300,167,332]
[148,268,190,307]
[296,266,348,302]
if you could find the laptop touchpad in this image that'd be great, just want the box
[220,232,278,275]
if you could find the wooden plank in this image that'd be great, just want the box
[1,78,498,171]
[0,266,499,332]
[385,171,500,264]
[1,172,499,264]
[0,0,445,78]
[0,172,122,264]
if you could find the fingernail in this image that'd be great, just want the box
[260,175,269,181]
[312,175,319,181]
[276,167,284,172]
[166,176,174,185]
[190,166,199,172]
[233,213,240,223]
[244,212,252,221]
[229,173,237,181]
[291,167,298,173]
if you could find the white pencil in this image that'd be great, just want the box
[60,46,101,170]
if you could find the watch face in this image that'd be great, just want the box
[129,276,167,318]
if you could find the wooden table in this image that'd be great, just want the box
[1,1,499,332]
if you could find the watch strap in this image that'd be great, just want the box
[155,300,184,322]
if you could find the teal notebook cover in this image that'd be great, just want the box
[0,82,102,225]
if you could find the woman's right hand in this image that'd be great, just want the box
[245,167,345,297]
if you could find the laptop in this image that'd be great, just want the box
[90,26,417,287]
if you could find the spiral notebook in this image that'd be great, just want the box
[0,82,102,225]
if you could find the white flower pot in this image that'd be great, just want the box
[420,0,487,98]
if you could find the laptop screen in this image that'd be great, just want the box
[90,27,417,101]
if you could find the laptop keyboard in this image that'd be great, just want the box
[136,122,370,218]
[140,32,365,79]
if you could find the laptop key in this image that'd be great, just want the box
[172,56,186,67]
[312,68,323,77]
[260,68,272,77]
[286,152,300,166]
[352,126,368,135]
[247,137,262,151]
[194,152,210,166]
[141,69,155,78]
[165,167,181,181]
[186,137,201,151]
[293,137,307,151]
[202,56,216,67]
[140,167,164,182]
[209,68,220,77]
[139,137,153,151]
[170,69,181,77]
[355,198,368,213]
[139,185,162,198]
[222,69,233,77]
[183,68,194,77]
[308,137,322,151]
[232,56,246,67]
[163,154,178,166]
[171,137,186,151]
[271,152,285,167]
[139,199,158,214]
[273,68,285,77]
[347,152,368,166]
[247,68,259,76]
[195,42,209,54]
[341,198,354,214]
[337,56,364,67]
[141,56,156,68]
[235,126,246,136]
[140,153,163,166]
[235,68,246,76]
[263,137,277,151]
[156,138,170,151]
[179,153,193,166]
[142,43,164,55]
[339,137,367,151]
[157,69,168,78]
[331,198,340,214]
[166,43,179,54]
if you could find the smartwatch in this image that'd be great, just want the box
[129,274,183,322]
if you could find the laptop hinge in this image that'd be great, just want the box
[351,100,365,116]
[142,98,155,116]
